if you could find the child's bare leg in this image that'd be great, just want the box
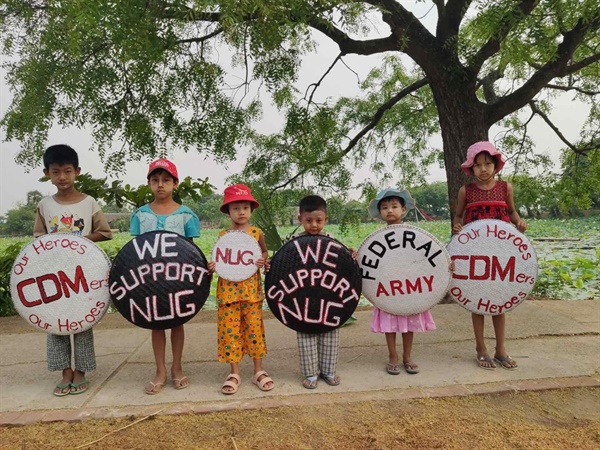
[493,314,517,368]
[402,332,419,373]
[385,332,398,364]
[253,358,273,389]
[402,332,414,364]
[223,362,240,393]
[55,367,74,395]
[150,329,168,385]
[472,313,495,368]
[170,325,189,388]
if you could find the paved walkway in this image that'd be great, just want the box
[0,300,598,426]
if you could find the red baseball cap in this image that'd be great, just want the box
[147,158,179,181]
[220,184,260,213]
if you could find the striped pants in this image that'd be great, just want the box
[296,328,340,377]
[47,329,96,373]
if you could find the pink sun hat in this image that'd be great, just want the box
[461,141,506,175]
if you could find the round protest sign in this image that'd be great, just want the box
[447,219,538,315]
[109,231,211,330]
[10,233,111,335]
[265,234,361,334]
[358,224,452,315]
[211,230,262,282]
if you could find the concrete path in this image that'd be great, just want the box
[1,300,598,425]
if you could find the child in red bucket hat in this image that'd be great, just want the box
[453,141,527,371]
[209,184,273,395]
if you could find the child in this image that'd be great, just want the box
[293,195,347,389]
[33,144,113,396]
[453,141,527,370]
[208,184,273,395]
[130,158,201,394]
[368,188,436,375]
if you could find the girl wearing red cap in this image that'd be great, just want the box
[208,184,273,394]
[453,141,527,370]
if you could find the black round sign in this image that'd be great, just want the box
[109,231,211,330]
[265,234,361,333]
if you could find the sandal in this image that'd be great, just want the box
[476,355,497,370]
[318,373,341,386]
[386,362,401,375]
[403,362,420,375]
[252,370,274,392]
[69,380,89,395]
[302,376,318,389]
[222,373,241,395]
[144,380,166,395]
[494,355,518,370]
[53,382,71,397]
[172,376,190,390]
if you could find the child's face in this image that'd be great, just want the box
[379,197,406,225]
[298,210,328,235]
[148,170,178,200]
[472,152,496,181]
[44,163,80,192]
[228,201,253,225]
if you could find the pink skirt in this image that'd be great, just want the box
[371,307,436,333]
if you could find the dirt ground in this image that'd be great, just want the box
[0,388,598,449]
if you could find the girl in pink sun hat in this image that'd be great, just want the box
[453,141,527,371]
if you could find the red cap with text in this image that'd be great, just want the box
[220,184,260,213]
[147,158,179,181]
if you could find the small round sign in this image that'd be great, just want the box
[265,234,361,334]
[358,224,452,315]
[10,233,111,335]
[447,219,538,315]
[109,231,211,330]
[211,230,262,282]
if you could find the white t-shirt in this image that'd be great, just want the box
[33,195,112,239]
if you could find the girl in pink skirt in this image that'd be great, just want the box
[367,188,436,375]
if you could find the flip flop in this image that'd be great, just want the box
[403,362,420,374]
[252,370,274,391]
[53,382,71,397]
[494,355,518,370]
[302,376,318,389]
[476,355,496,370]
[144,380,166,395]
[318,373,341,386]
[172,376,190,390]
[69,380,89,395]
[386,362,401,375]
[222,373,241,395]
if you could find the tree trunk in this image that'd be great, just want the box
[429,80,489,226]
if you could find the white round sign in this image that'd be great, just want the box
[211,230,262,281]
[10,233,111,335]
[358,224,452,315]
[447,219,538,315]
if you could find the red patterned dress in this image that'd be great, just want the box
[464,181,510,224]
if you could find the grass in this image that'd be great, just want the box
[1,216,598,316]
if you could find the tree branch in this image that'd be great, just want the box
[270,77,430,192]
[487,16,599,125]
[529,101,598,155]
[467,0,538,77]
[305,53,343,105]
[436,0,473,43]
[479,69,504,104]
[557,53,600,76]
[174,28,223,45]
[363,0,438,64]
[546,83,599,96]
[307,17,400,55]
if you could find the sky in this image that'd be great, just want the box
[0,2,592,216]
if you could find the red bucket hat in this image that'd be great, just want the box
[220,184,260,213]
[147,158,179,181]
[461,141,506,175]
